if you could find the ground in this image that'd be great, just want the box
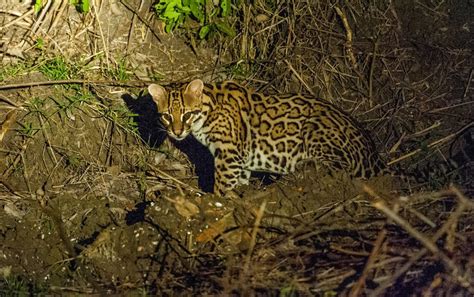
[0,0,473,295]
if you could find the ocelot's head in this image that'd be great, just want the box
[148,79,204,140]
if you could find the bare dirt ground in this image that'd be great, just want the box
[1,0,473,295]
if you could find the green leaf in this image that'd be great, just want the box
[34,0,42,14]
[163,3,181,21]
[199,25,211,39]
[36,38,44,49]
[165,21,174,33]
[189,1,204,23]
[80,0,90,13]
[220,0,231,17]
[215,21,235,37]
[75,0,90,13]
[154,0,168,11]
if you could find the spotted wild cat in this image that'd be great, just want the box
[148,80,386,195]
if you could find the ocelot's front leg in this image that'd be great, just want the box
[213,150,248,196]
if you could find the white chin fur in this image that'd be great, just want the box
[170,133,188,141]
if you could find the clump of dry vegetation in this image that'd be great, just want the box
[0,0,473,295]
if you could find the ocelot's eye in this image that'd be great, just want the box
[161,113,172,123]
[182,112,194,122]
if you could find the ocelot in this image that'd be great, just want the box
[148,79,387,195]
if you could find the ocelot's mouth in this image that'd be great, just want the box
[169,133,188,141]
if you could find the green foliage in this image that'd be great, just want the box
[17,122,39,138]
[34,0,89,14]
[220,0,231,16]
[105,60,132,81]
[70,0,90,13]
[35,37,44,49]
[38,57,76,80]
[33,0,42,14]
[0,63,28,81]
[136,171,148,192]
[0,275,47,296]
[48,88,94,120]
[224,61,256,78]
[104,105,139,133]
[26,97,46,114]
[153,0,237,39]
[65,153,83,169]
[154,0,192,32]
[149,70,165,82]
[279,285,297,297]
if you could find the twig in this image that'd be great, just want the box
[388,133,455,165]
[241,200,267,292]
[374,200,436,253]
[47,0,68,34]
[97,120,109,165]
[0,94,20,107]
[30,0,53,35]
[0,176,27,199]
[330,244,370,257]
[334,6,357,72]
[373,199,464,288]
[0,79,154,90]
[147,163,203,195]
[428,100,474,113]
[245,200,267,262]
[49,286,94,294]
[349,229,387,296]
[370,187,471,296]
[91,0,110,70]
[368,41,378,105]
[240,3,249,60]
[462,68,473,100]
[0,8,34,31]
[284,59,315,96]
[410,120,442,138]
[388,120,474,165]
[105,120,115,166]
[125,0,145,54]
[37,113,58,164]
[119,0,162,43]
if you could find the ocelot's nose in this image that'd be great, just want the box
[173,127,183,136]
[171,122,185,138]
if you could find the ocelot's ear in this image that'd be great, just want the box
[183,79,204,107]
[148,84,167,111]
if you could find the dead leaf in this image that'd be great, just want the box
[4,202,25,219]
[0,110,18,143]
[196,212,235,243]
[166,195,200,219]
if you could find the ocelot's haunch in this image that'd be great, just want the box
[148,79,387,195]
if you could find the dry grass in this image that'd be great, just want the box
[0,0,473,295]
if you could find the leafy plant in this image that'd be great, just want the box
[33,0,43,14]
[70,0,90,13]
[48,88,94,121]
[33,0,90,14]
[38,57,75,80]
[0,63,28,81]
[26,97,46,113]
[65,153,83,169]
[153,0,237,39]
[105,59,132,81]
[103,105,139,133]
[17,122,39,138]
[35,37,44,49]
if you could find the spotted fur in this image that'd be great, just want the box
[148,79,386,195]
